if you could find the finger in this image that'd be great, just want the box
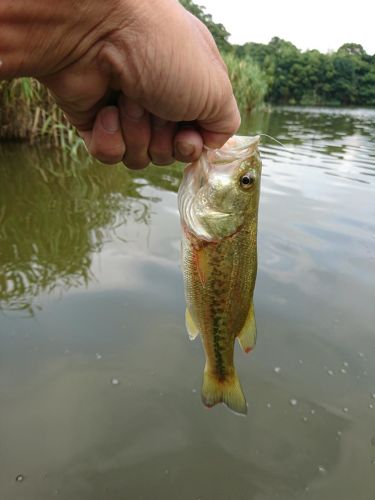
[149,117,176,166]
[198,93,241,149]
[79,106,125,164]
[119,95,151,170]
[174,128,203,163]
[199,130,235,150]
[41,60,111,133]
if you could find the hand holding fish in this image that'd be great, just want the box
[0,0,240,167]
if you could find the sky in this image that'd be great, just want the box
[199,0,375,54]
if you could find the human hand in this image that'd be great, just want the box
[1,0,240,168]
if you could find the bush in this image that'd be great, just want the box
[223,53,267,111]
[0,78,83,152]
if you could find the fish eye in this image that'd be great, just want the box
[240,172,256,189]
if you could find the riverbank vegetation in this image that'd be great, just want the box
[0,78,85,150]
[181,0,375,107]
[0,0,374,145]
[235,39,375,106]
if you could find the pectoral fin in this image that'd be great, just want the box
[237,302,257,353]
[185,308,200,341]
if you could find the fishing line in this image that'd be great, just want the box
[257,134,299,156]
[258,133,286,147]
[204,134,295,154]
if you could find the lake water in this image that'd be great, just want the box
[0,107,374,500]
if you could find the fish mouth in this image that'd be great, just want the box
[186,135,260,193]
[208,135,260,164]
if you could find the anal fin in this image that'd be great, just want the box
[185,308,200,341]
[237,301,257,353]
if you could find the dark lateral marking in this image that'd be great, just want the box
[212,310,226,380]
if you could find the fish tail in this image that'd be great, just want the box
[201,369,247,415]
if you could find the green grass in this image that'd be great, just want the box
[0,78,84,153]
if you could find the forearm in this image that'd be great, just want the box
[0,0,130,79]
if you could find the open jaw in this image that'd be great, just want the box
[208,135,260,164]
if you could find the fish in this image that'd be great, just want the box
[178,135,262,415]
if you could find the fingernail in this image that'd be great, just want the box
[124,100,144,120]
[176,142,195,157]
[100,107,119,133]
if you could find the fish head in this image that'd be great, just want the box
[178,135,262,242]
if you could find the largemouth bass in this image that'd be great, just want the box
[178,135,262,415]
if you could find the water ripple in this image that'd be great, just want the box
[247,106,375,187]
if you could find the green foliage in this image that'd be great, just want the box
[179,0,231,51]
[180,2,375,108]
[236,38,375,106]
[223,53,267,111]
[0,77,83,150]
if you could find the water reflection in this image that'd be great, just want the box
[1,107,374,315]
[0,108,374,499]
[0,145,182,313]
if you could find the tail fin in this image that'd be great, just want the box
[201,370,247,415]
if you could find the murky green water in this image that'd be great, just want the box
[0,107,374,500]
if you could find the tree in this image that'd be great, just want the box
[180,1,375,107]
[337,43,366,57]
[179,0,231,51]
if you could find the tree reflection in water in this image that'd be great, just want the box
[0,145,182,314]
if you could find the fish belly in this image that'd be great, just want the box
[182,228,257,414]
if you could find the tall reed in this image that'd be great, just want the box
[0,78,84,153]
[223,53,268,111]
